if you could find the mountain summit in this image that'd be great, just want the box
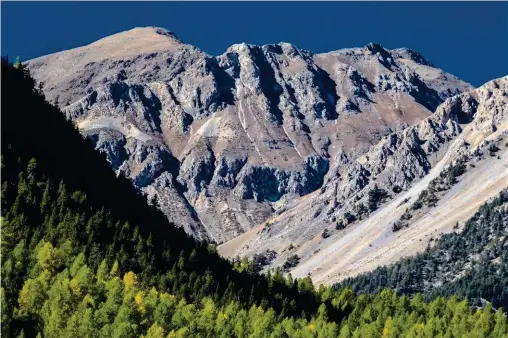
[26,27,475,245]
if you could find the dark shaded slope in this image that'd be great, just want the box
[1,59,332,333]
[3,59,508,338]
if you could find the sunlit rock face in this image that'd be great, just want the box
[27,27,472,243]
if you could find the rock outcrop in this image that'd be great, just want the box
[27,27,473,243]
[219,76,508,286]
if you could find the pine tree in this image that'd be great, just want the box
[13,56,22,69]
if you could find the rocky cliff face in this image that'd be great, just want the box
[27,27,473,243]
[219,76,508,285]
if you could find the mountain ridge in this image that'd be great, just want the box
[220,75,508,286]
[4,22,508,338]
[26,26,474,247]
[28,26,440,65]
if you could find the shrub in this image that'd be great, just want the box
[336,221,345,230]
[412,200,423,210]
[400,210,412,221]
[448,163,466,178]
[343,212,356,224]
[322,229,330,239]
[489,144,500,156]
[283,255,300,271]
[367,184,389,211]
[392,220,405,232]
[252,250,277,272]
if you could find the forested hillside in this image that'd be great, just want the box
[337,189,508,309]
[2,59,508,337]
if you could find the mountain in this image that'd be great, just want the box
[221,76,508,284]
[26,27,472,244]
[6,59,508,338]
[25,26,508,291]
[0,58,324,337]
[336,189,508,309]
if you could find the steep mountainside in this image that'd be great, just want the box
[7,59,508,338]
[27,27,472,244]
[221,76,508,286]
[337,189,508,309]
[0,59,326,336]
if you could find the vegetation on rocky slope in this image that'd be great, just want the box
[338,188,508,309]
[3,59,508,337]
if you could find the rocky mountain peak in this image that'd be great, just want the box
[392,47,434,67]
[91,26,184,48]
[218,76,507,283]
[27,27,475,243]
[365,42,387,54]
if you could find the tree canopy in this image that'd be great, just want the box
[2,58,508,337]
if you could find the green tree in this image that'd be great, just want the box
[13,56,22,69]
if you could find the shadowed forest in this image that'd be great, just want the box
[2,59,508,337]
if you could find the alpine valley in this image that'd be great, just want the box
[25,27,508,288]
[3,23,508,338]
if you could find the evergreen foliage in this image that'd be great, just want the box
[1,58,326,335]
[338,188,508,310]
[2,58,508,337]
[367,185,389,212]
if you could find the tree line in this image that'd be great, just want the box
[2,58,508,337]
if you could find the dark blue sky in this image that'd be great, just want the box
[2,2,507,87]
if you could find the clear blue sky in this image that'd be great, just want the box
[2,2,507,87]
